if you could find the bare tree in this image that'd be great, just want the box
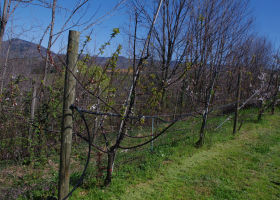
[182,0,254,147]
[0,0,28,55]
[42,0,57,85]
[135,0,194,110]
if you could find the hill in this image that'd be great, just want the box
[85,55,133,69]
[1,38,133,69]
[1,38,49,59]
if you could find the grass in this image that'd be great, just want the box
[1,107,280,199]
[70,109,280,199]
[118,127,280,199]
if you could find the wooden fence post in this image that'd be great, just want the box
[233,68,242,134]
[58,30,80,200]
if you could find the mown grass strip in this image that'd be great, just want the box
[12,110,280,199]
[113,114,280,200]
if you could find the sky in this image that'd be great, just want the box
[4,0,128,56]
[250,0,280,50]
[3,0,280,56]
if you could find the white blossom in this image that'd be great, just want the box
[90,104,96,110]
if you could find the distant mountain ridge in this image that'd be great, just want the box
[1,38,132,69]
[90,56,133,69]
[1,38,49,59]
[0,39,178,70]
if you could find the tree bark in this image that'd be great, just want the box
[258,99,263,120]
[93,89,100,143]
[173,90,179,120]
[104,152,115,188]
[43,0,57,85]
[272,75,278,115]
[233,69,242,134]
[28,82,36,152]
[0,0,11,56]
[0,37,11,97]
[196,70,217,148]
[179,79,187,114]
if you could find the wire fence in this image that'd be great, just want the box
[0,40,277,198]
[0,89,279,199]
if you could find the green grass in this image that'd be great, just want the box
[68,110,280,199]
[3,107,280,199]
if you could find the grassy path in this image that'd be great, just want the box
[11,112,279,199]
[116,115,280,200]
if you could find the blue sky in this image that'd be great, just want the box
[5,0,127,56]
[3,0,280,55]
[250,0,280,50]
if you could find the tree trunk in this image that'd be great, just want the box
[0,0,10,56]
[0,38,11,97]
[103,0,163,189]
[272,75,278,115]
[43,0,57,85]
[161,0,167,111]
[179,79,187,114]
[104,152,115,188]
[28,83,36,153]
[196,113,207,148]
[161,87,167,110]
[173,90,179,120]
[258,99,263,120]
[196,70,217,148]
[93,90,100,143]
[233,69,242,134]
